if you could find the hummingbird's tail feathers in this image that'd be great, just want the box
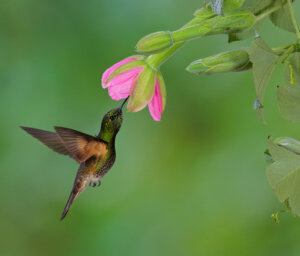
[60,190,78,221]
[54,126,108,163]
[20,126,70,156]
[60,163,89,221]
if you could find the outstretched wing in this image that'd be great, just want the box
[54,126,108,162]
[21,126,70,156]
[21,126,108,163]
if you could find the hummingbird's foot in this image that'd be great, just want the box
[89,182,96,187]
[89,181,101,187]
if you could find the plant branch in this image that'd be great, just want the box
[145,17,202,69]
[272,44,295,56]
[287,0,300,41]
[256,2,285,22]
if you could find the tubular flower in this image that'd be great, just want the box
[102,56,166,121]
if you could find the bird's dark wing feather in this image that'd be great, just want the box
[54,126,108,163]
[21,126,70,156]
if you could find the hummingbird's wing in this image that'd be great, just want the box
[20,127,70,156]
[54,126,108,163]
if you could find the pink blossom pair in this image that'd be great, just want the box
[101,56,166,121]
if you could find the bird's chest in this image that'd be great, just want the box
[95,153,116,177]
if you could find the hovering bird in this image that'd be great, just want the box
[21,98,128,220]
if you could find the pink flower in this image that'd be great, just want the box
[102,56,166,121]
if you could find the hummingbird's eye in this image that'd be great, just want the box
[110,115,116,121]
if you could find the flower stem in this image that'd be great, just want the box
[272,44,295,55]
[145,17,201,69]
[287,0,300,41]
[256,2,285,22]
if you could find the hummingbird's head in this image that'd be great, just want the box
[101,97,128,134]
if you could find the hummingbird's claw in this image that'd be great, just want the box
[89,181,101,187]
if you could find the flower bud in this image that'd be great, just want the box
[273,137,300,155]
[186,49,251,74]
[136,31,173,55]
[136,11,255,54]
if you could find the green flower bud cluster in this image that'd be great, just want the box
[137,10,255,55]
[186,49,251,74]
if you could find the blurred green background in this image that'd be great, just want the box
[1,0,300,255]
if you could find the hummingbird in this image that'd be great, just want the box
[21,97,128,220]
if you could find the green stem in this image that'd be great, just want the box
[145,17,202,69]
[256,2,285,22]
[272,44,295,55]
[146,11,254,69]
[271,209,288,224]
[287,0,300,41]
[279,44,296,63]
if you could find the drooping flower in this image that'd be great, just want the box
[101,56,166,121]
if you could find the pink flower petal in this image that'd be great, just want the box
[148,77,163,121]
[108,76,137,100]
[102,57,138,88]
[106,67,143,88]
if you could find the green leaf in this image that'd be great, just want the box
[248,37,279,121]
[223,0,245,11]
[264,149,274,164]
[207,0,244,17]
[269,0,295,33]
[228,28,255,43]
[228,17,265,43]
[277,84,300,122]
[278,53,300,122]
[241,0,275,13]
[267,138,300,217]
[284,52,300,86]
[193,6,216,20]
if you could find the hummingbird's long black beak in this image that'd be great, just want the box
[119,97,129,112]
